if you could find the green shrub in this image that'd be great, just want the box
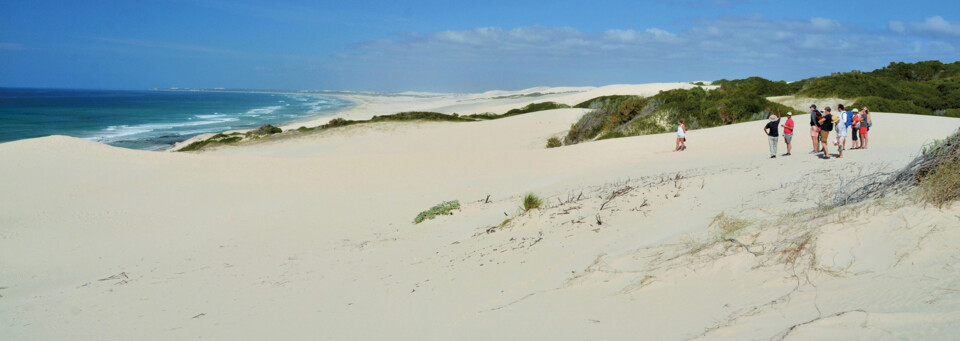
[564,85,793,146]
[250,124,282,135]
[798,60,960,115]
[465,102,570,120]
[546,137,562,148]
[178,133,244,152]
[413,200,461,224]
[297,126,315,132]
[523,193,542,211]
[852,96,933,115]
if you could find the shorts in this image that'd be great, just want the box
[784,133,793,144]
[810,125,820,138]
[836,126,847,138]
[859,126,868,135]
[820,130,830,143]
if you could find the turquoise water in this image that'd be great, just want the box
[0,88,352,150]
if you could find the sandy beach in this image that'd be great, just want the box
[2,84,960,340]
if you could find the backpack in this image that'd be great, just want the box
[845,111,853,127]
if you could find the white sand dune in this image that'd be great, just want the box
[2,84,960,340]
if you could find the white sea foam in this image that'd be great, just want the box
[242,106,282,117]
[90,115,240,143]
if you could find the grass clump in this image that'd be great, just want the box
[709,212,751,237]
[919,159,960,208]
[546,137,562,148]
[916,132,960,208]
[523,193,543,211]
[413,200,461,224]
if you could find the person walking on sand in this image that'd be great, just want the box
[674,119,686,152]
[834,104,848,158]
[851,108,861,149]
[818,107,834,159]
[860,107,871,149]
[764,112,781,158]
[781,111,794,156]
[809,104,821,154]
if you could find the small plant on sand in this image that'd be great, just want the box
[413,200,461,224]
[523,193,543,211]
[546,137,562,148]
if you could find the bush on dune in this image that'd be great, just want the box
[546,137,562,148]
[798,60,960,115]
[564,86,793,145]
[414,200,461,224]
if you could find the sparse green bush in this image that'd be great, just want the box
[297,126,315,132]
[178,133,244,152]
[546,137,562,148]
[413,200,461,224]
[523,193,542,211]
[465,102,569,120]
[249,124,282,136]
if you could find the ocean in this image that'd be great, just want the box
[0,88,352,150]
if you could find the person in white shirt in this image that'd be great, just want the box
[834,104,848,158]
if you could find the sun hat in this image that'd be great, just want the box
[787,112,793,116]
[852,108,859,112]
[769,114,777,121]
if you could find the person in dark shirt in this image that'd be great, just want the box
[764,112,781,158]
[818,107,834,159]
[809,104,821,154]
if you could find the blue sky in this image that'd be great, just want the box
[1,0,959,92]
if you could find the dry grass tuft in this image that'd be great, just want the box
[710,212,751,237]
[918,157,960,208]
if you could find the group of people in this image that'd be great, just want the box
[763,104,872,159]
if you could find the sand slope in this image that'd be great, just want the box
[2,86,960,340]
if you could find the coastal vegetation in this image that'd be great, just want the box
[563,85,793,145]
[178,125,282,151]
[523,193,543,211]
[413,200,461,224]
[546,137,562,148]
[797,61,960,117]
[557,60,960,147]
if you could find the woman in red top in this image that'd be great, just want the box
[859,108,870,149]
[780,112,795,155]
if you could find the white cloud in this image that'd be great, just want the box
[888,16,960,37]
[336,15,958,90]
[916,16,960,36]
